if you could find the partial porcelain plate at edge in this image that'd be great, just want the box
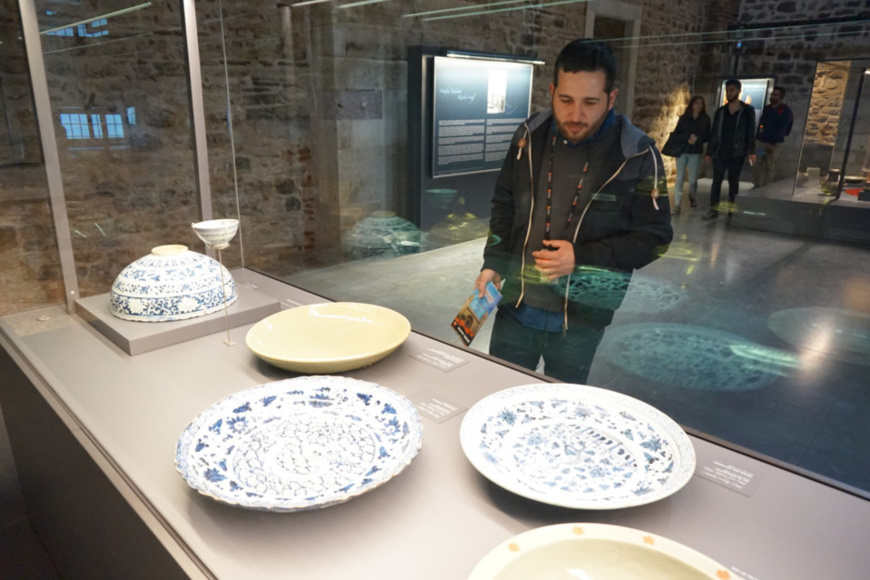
[175,375,423,512]
[468,523,731,580]
[246,302,412,373]
[460,383,695,510]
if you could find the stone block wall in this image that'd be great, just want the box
[632,0,710,167]
[807,61,850,148]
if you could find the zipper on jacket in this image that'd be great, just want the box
[560,147,657,334]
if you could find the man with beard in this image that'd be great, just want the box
[703,78,757,219]
[753,86,794,187]
[472,40,672,384]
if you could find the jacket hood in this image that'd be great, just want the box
[523,111,655,160]
[617,114,655,158]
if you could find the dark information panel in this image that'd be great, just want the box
[432,57,533,177]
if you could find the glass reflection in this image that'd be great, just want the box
[343,210,420,259]
[768,307,870,367]
[5,0,869,493]
[599,324,796,392]
[0,5,63,315]
[558,268,687,314]
[36,0,201,298]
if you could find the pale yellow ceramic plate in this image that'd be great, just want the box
[245,302,412,373]
[469,523,732,580]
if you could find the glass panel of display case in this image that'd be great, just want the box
[0,3,63,315]
[194,1,309,275]
[5,0,870,496]
[795,59,870,205]
[192,2,870,495]
[838,64,870,203]
[33,0,202,299]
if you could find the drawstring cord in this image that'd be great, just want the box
[649,145,661,211]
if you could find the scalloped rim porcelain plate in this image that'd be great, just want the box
[469,523,732,580]
[460,383,696,510]
[245,302,412,373]
[175,376,423,512]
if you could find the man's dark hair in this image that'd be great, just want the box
[773,85,786,96]
[553,40,618,93]
[725,78,742,91]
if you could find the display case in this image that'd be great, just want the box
[3,0,870,576]
[733,59,870,244]
[2,270,870,579]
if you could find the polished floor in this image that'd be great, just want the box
[2,177,869,575]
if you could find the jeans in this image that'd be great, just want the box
[488,306,606,384]
[710,155,746,210]
[752,141,779,187]
[674,153,702,207]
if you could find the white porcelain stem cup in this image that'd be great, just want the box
[192,219,240,250]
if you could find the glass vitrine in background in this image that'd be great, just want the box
[796,59,870,205]
[33,0,203,299]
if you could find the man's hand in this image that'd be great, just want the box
[764,143,774,153]
[531,240,575,280]
[748,153,757,166]
[688,134,698,145]
[705,155,712,163]
[475,269,502,297]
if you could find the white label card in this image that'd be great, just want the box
[410,346,470,372]
[407,388,465,423]
[696,459,764,497]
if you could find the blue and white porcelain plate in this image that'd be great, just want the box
[175,376,423,512]
[460,384,695,510]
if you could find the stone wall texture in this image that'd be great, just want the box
[4,0,868,314]
[736,0,870,179]
[806,61,849,148]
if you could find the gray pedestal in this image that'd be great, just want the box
[75,281,280,356]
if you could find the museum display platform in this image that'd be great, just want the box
[1,269,868,579]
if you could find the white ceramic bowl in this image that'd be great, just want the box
[109,244,237,322]
[191,218,239,249]
[469,523,731,580]
[245,302,411,373]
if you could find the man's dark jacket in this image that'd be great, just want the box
[482,111,673,327]
[756,103,793,145]
[708,101,757,159]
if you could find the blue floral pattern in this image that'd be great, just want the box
[110,247,237,322]
[599,323,796,391]
[175,376,423,512]
[460,384,695,510]
[557,270,686,314]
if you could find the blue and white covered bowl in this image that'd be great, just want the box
[109,244,237,322]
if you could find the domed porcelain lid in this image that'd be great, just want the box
[109,244,237,322]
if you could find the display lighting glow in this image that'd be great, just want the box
[402,0,531,19]
[421,0,589,22]
[291,0,333,7]
[445,51,545,66]
[339,0,391,8]
[729,344,800,374]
